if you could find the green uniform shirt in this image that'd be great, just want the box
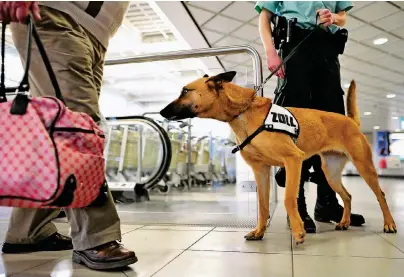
[255,1,353,33]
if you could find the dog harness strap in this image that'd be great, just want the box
[231,126,266,154]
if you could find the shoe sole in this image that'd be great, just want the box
[72,251,138,270]
[2,243,73,254]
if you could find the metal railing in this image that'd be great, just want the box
[105,44,278,204]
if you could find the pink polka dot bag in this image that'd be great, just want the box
[0,18,107,208]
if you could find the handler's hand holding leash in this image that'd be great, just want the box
[316,8,335,27]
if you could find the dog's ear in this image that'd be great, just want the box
[213,71,237,83]
[216,71,237,82]
[205,71,237,91]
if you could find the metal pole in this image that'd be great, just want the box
[137,126,143,184]
[187,118,192,189]
[118,125,129,173]
[104,125,113,169]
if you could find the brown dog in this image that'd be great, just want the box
[160,71,397,244]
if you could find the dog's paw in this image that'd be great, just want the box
[384,223,397,234]
[293,230,305,245]
[244,229,264,241]
[335,221,350,231]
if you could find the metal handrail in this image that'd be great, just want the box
[105,44,263,98]
[104,44,277,204]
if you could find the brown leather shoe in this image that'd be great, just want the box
[72,241,138,270]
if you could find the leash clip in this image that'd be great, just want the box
[231,145,241,154]
[254,85,262,92]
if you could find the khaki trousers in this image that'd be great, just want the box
[5,7,121,251]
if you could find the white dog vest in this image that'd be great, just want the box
[232,104,300,154]
[264,104,299,137]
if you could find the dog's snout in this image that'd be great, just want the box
[160,102,176,119]
[160,101,196,120]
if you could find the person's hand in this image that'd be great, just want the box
[316,8,335,27]
[266,49,285,79]
[0,1,41,24]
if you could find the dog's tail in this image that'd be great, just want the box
[346,80,360,127]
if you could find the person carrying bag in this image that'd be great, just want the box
[0,15,108,208]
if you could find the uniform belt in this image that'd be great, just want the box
[286,26,341,55]
[291,26,334,44]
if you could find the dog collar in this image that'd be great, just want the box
[232,104,300,154]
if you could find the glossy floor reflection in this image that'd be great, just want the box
[0,176,403,276]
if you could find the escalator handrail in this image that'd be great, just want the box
[105,115,172,191]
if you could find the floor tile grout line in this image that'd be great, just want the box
[375,232,404,255]
[184,227,215,251]
[148,228,215,277]
[136,225,214,232]
[148,250,187,277]
[290,232,295,277]
[366,227,404,256]
[188,248,292,256]
[8,253,72,277]
[133,246,404,259]
[292,252,404,260]
[211,230,290,234]
[121,225,147,235]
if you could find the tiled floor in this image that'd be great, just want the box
[0,176,404,276]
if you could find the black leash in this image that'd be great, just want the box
[253,28,316,93]
[0,15,65,105]
[254,14,323,93]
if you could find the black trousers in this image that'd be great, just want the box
[273,28,345,202]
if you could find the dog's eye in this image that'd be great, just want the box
[181,88,192,97]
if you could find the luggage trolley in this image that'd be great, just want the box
[162,130,187,192]
[104,116,172,199]
[105,124,138,191]
[193,135,214,186]
[211,138,227,186]
[223,139,237,184]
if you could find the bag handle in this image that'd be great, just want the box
[0,15,66,110]
[0,22,7,103]
[21,15,66,104]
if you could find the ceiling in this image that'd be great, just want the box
[184,1,404,132]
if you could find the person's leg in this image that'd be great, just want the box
[6,7,137,268]
[3,208,71,253]
[310,52,365,226]
[273,42,316,232]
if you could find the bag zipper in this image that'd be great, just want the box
[53,127,105,138]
